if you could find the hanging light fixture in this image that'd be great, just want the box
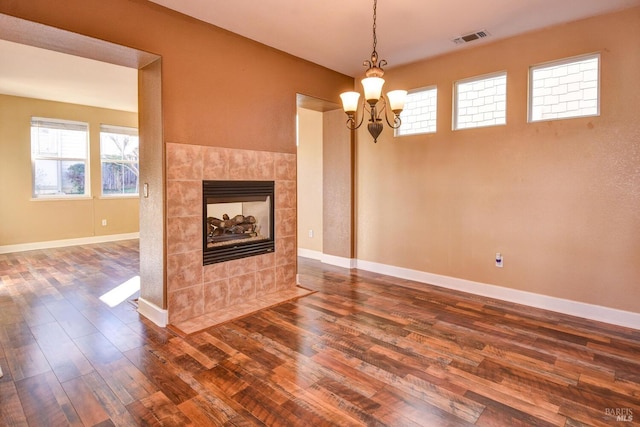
[340,0,407,143]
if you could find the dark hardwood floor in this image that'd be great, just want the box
[0,240,639,426]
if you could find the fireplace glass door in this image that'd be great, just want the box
[203,180,274,265]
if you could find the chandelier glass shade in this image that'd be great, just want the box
[340,0,407,143]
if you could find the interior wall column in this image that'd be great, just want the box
[322,108,355,266]
[137,58,167,324]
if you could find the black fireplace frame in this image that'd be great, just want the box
[203,180,275,265]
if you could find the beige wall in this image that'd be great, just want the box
[356,7,640,313]
[0,0,352,319]
[0,95,139,246]
[297,108,323,253]
[322,108,354,259]
[297,106,355,261]
[0,0,352,156]
[6,1,636,319]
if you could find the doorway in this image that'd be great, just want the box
[0,13,166,324]
[296,94,356,268]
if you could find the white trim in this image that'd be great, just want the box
[0,232,140,254]
[137,297,168,327]
[30,196,93,202]
[356,259,640,331]
[321,253,357,269]
[297,248,322,261]
[298,250,357,269]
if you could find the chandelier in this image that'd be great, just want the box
[340,0,407,143]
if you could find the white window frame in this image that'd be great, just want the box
[528,53,600,123]
[100,124,140,197]
[31,117,90,199]
[453,71,507,130]
[395,86,438,137]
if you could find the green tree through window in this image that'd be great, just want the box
[100,125,139,196]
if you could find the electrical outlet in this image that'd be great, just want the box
[495,252,503,268]
[101,219,107,226]
[308,229,314,238]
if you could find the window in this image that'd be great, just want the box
[395,86,437,136]
[529,54,599,122]
[454,72,506,130]
[31,117,89,198]
[100,125,139,196]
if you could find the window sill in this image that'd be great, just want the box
[99,195,140,200]
[30,196,92,202]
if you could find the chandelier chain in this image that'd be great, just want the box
[372,0,378,55]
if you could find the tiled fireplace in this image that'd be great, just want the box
[166,143,308,333]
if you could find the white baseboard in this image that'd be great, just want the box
[137,297,168,327]
[356,259,640,330]
[322,253,357,269]
[298,249,357,269]
[297,248,322,261]
[0,232,140,254]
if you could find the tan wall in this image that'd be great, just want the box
[0,95,139,246]
[0,0,353,155]
[297,108,323,253]
[322,109,354,259]
[0,0,352,316]
[356,7,640,313]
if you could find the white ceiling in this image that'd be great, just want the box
[148,0,640,76]
[1,0,639,111]
[0,39,138,112]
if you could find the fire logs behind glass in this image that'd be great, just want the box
[207,214,259,245]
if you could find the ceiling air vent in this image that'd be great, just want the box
[452,30,490,45]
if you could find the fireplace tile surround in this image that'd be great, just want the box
[166,143,308,332]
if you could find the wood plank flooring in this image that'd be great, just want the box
[1,240,639,426]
